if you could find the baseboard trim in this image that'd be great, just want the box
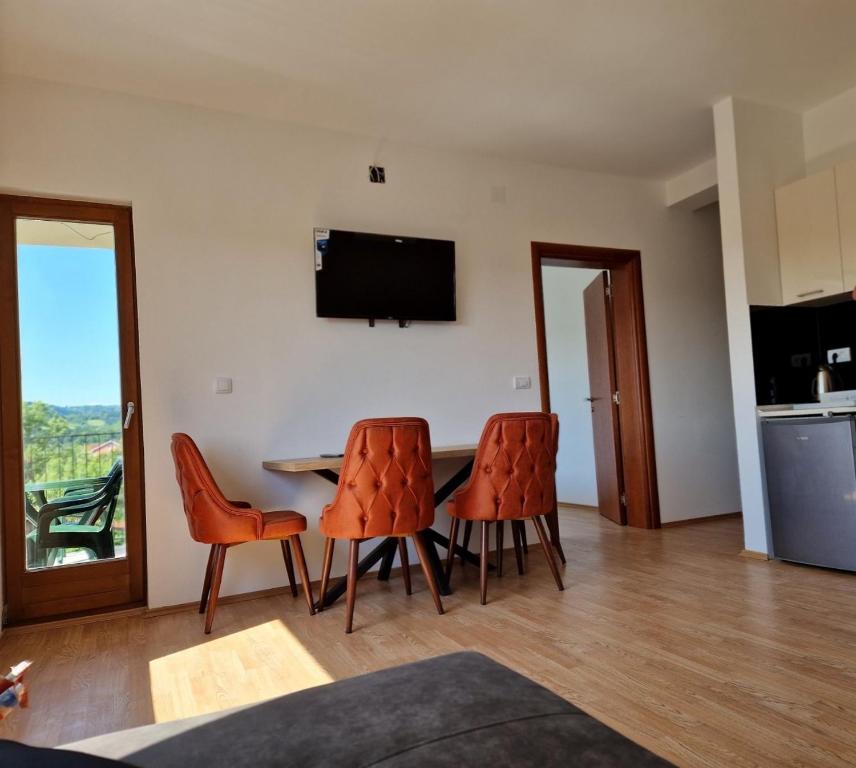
[145,562,443,618]
[739,549,770,561]
[146,546,544,618]
[557,502,598,513]
[145,585,298,618]
[661,512,742,528]
[6,542,553,630]
[3,604,147,634]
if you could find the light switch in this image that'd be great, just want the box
[513,376,532,390]
[214,377,233,394]
[828,347,851,364]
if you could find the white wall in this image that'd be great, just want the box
[804,84,856,172]
[665,158,718,210]
[0,75,740,607]
[713,97,805,554]
[541,266,600,506]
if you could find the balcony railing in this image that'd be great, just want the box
[23,431,122,486]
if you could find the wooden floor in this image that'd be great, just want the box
[2,510,856,766]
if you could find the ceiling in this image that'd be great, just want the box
[3,0,856,179]
[16,219,115,249]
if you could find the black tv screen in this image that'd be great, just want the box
[314,228,456,322]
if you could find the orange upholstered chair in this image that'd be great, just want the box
[545,412,567,564]
[318,417,444,633]
[446,412,564,604]
[171,433,315,633]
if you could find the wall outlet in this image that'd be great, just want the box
[513,376,532,390]
[827,347,851,364]
[369,165,386,183]
[214,377,233,394]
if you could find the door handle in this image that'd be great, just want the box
[123,401,136,430]
[796,288,824,298]
[584,396,599,402]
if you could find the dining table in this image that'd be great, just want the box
[262,444,491,609]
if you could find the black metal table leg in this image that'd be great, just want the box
[315,537,393,610]
[417,530,452,596]
[310,457,486,608]
[433,460,475,506]
[377,538,398,581]
[422,526,491,571]
[313,468,340,484]
[425,458,494,572]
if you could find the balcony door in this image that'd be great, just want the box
[0,195,146,624]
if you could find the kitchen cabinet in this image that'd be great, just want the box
[775,169,843,304]
[836,158,856,291]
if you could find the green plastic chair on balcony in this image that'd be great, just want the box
[26,460,124,567]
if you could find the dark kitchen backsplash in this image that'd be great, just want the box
[751,298,856,405]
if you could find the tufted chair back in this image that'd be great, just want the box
[320,418,435,539]
[171,433,263,544]
[451,412,556,522]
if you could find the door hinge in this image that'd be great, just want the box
[612,391,621,405]
[620,492,627,507]
[605,284,613,298]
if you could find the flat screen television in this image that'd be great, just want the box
[314,228,456,323]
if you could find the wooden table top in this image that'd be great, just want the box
[263,443,477,473]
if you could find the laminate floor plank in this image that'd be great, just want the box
[1,511,855,767]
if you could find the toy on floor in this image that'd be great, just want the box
[0,661,31,720]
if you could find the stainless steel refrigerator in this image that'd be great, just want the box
[762,414,856,572]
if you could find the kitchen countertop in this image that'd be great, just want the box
[758,403,856,418]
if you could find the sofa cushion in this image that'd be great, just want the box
[65,652,672,767]
[0,740,130,767]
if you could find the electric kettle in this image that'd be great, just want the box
[811,365,834,401]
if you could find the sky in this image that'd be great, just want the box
[17,244,121,407]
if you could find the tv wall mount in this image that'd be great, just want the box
[368,318,410,328]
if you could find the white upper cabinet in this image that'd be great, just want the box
[836,158,856,292]
[775,169,844,305]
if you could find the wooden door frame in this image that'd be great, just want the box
[0,194,147,623]
[531,241,660,529]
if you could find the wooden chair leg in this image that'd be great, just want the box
[412,532,444,615]
[204,544,227,634]
[520,521,528,553]
[545,509,567,564]
[319,537,334,611]
[199,544,217,614]
[280,539,298,597]
[398,538,412,595]
[532,515,564,591]
[461,521,473,566]
[511,521,525,575]
[445,516,460,583]
[480,521,490,605]
[289,535,316,615]
[496,521,505,577]
[345,540,359,634]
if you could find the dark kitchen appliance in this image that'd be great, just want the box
[762,414,856,571]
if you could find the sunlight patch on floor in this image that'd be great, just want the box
[148,619,333,723]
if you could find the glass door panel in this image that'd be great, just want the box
[16,219,125,570]
[0,195,145,624]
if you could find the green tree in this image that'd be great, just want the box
[22,401,71,483]
[23,401,71,439]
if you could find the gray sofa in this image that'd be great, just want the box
[2,652,672,766]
